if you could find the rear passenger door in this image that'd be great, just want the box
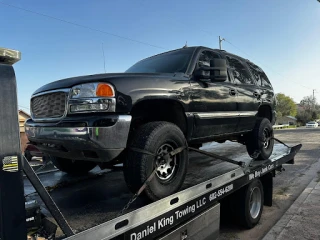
[246,61,274,108]
[226,55,259,132]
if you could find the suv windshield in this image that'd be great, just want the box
[126,48,194,74]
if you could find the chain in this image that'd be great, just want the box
[117,193,138,217]
[258,136,290,149]
[251,136,291,160]
[117,167,158,217]
[272,137,290,148]
[117,146,186,217]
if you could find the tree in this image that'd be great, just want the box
[296,111,312,125]
[275,93,297,117]
[296,95,320,124]
[300,95,317,111]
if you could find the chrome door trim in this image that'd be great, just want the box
[239,111,257,117]
[187,111,257,119]
[195,112,239,119]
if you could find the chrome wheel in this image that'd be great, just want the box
[263,128,271,149]
[156,143,177,181]
[249,186,262,219]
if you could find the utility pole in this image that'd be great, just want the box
[313,89,315,101]
[219,36,225,50]
[313,89,316,109]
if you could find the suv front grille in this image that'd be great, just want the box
[31,92,67,119]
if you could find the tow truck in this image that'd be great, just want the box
[0,48,301,240]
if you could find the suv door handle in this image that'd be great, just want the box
[229,89,237,96]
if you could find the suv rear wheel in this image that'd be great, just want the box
[49,156,97,175]
[246,118,274,160]
[124,121,188,201]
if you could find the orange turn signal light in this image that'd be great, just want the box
[96,83,114,97]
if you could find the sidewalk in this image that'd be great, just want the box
[263,176,320,240]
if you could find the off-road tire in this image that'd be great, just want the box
[246,118,274,160]
[123,121,188,201]
[50,156,97,175]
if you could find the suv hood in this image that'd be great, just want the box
[33,72,180,95]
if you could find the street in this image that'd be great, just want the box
[24,128,320,239]
[219,128,320,240]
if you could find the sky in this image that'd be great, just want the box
[1,0,320,112]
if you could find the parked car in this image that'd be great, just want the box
[306,121,318,128]
[24,144,43,161]
[25,46,276,201]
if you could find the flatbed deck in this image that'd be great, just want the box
[23,142,300,239]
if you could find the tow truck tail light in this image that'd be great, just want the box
[0,47,21,65]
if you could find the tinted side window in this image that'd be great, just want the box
[197,51,232,82]
[198,51,220,67]
[260,72,272,88]
[247,62,272,88]
[226,56,253,85]
[247,62,262,85]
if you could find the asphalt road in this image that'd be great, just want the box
[23,127,320,239]
[219,127,320,240]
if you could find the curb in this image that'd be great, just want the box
[263,176,320,240]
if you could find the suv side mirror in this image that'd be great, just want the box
[209,59,227,82]
[194,58,227,82]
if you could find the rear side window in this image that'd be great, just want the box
[247,62,272,88]
[226,56,253,85]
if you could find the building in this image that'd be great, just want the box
[19,110,30,151]
[276,116,297,125]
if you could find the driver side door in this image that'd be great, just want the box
[189,50,238,140]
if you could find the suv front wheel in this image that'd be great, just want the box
[124,121,188,201]
[246,118,274,160]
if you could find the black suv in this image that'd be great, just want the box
[25,46,276,201]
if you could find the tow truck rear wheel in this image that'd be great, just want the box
[246,118,274,160]
[49,156,97,175]
[124,121,188,201]
[234,179,264,228]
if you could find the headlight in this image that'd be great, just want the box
[69,82,116,113]
[71,83,115,98]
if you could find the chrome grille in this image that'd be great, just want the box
[31,92,67,119]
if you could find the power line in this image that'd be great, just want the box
[1,1,317,94]
[0,1,167,50]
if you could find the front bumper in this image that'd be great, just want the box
[25,115,131,162]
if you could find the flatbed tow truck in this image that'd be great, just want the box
[0,48,302,240]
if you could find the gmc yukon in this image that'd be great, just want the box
[26,46,276,201]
